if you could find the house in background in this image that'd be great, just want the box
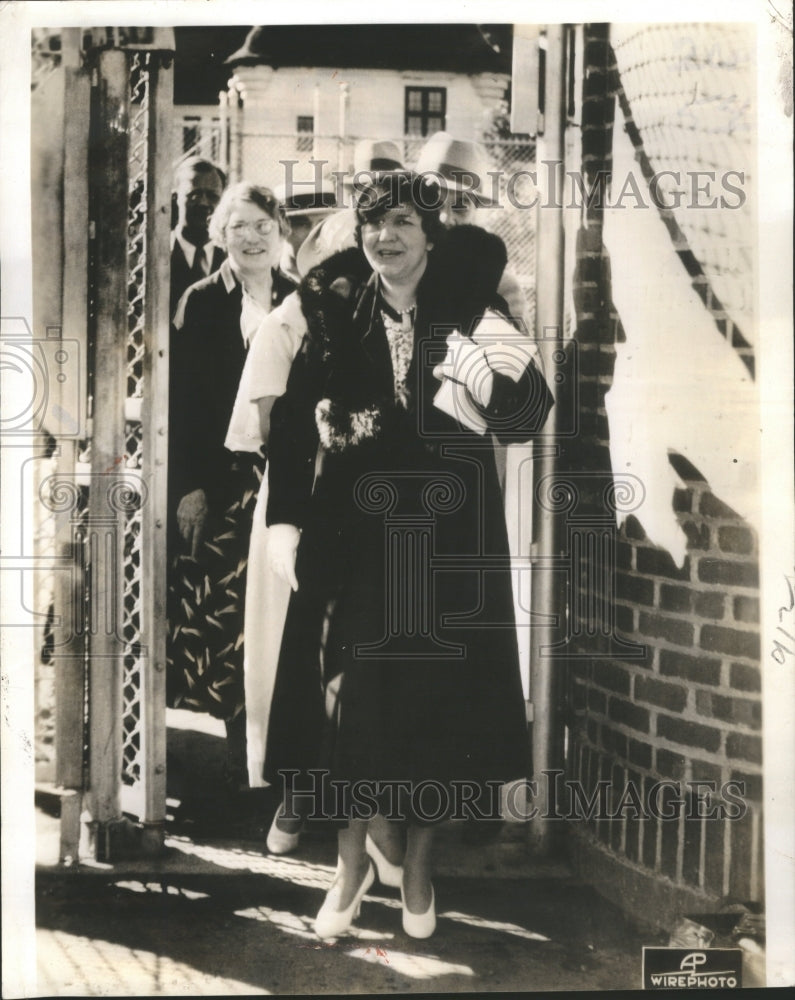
[173,24,516,188]
[171,26,249,166]
[171,23,538,311]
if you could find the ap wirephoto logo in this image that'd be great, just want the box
[642,948,743,989]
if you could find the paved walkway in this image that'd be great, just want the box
[34,711,654,996]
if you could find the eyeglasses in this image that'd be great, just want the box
[227,219,276,238]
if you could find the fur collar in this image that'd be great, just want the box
[298,226,510,453]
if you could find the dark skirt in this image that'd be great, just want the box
[263,446,529,824]
[166,458,263,720]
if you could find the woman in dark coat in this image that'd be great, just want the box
[265,172,552,937]
[167,183,295,789]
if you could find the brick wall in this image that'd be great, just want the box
[562,24,763,921]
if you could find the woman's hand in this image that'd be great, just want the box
[177,489,209,559]
[268,523,301,592]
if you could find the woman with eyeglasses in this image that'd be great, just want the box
[224,207,360,836]
[167,183,296,798]
[264,171,553,939]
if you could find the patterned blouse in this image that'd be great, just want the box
[380,300,416,408]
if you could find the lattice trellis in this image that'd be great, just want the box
[122,501,143,785]
[34,27,172,856]
[120,52,151,793]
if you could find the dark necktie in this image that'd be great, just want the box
[190,244,208,281]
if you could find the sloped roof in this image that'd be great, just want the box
[225,24,512,74]
[174,26,251,104]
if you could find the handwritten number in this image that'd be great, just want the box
[771,570,795,662]
[777,573,795,621]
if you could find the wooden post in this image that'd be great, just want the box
[30,36,67,796]
[528,24,568,856]
[138,46,173,852]
[219,89,230,176]
[338,82,349,175]
[228,81,242,183]
[54,28,91,862]
[85,47,129,859]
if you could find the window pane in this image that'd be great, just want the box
[296,115,314,152]
[407,90,423,112]
[183,125,198,153]
[405,86,446,136]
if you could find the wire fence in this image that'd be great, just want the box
[174,114,225,169]
[178,119,538,325]
[611,23,756,364]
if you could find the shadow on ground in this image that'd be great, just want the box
[35,711,654,994]
[37,862,648,994]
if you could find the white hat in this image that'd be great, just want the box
[415,131,497,207]
[352,139,404,174]
[273,178,337,217]
[343,139,405,190]
[295,208,358,278]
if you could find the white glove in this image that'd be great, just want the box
[268,523,301,592]
[176,489,209,559]
[432,332,494,408]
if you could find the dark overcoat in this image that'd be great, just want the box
[169,240,227,320]
[264,226,553,814]
[166,262,296,722]
[168,261,296,515]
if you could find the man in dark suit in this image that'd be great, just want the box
[170,158,227,317]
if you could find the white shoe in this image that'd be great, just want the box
[401,879,436,939]
[315,861,375,939]
[365,832,403,888]
[266,811,302,855]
